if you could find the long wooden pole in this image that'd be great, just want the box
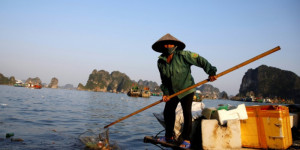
[104,46,281,129]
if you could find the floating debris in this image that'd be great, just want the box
[6,133,14,138]
[11,138,24,142]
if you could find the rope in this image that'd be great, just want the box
[155,129,165,138]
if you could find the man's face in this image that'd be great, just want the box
[164,44,175,48]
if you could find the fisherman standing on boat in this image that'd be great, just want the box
[152,33,217,149]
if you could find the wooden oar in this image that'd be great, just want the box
[104,46,281,129]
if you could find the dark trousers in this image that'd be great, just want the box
[164,92,194,140]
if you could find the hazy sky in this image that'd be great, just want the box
[1,0,299,95]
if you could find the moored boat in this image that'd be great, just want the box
[127,86,151,98]
[33,84,42,89]
[151,92,162,96]
[14,80,24,87]
[145,104,300,149]
[127,85,140,97]
[140,87,151,98]
[193,90,202,101]
[26,83,42,89]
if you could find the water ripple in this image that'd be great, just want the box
[0,85,268,149]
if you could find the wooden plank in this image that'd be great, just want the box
[143,136,190,150]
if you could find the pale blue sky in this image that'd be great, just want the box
[1,0,299,95]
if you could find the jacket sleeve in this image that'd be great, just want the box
[180,51,217,76]
[160,83,169,96]
[157,60,170,96]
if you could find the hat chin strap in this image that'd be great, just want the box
[164,46,177,55]
[170,46,177,54]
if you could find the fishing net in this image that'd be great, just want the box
[79,128,111,150]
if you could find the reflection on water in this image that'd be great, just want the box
[0,85,269,149]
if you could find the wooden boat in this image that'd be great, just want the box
[26,83,42,89]
[144,104,300,150]
[127,89,140,97]
[33,84,42,89]
[127,85,140,97]
[140,87,151,98]
[14,80,24,87]
[127,86,151,98]
[14,83,24,87]
[193,90,202,102]
[151,92,162,96]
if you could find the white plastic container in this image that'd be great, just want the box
[217,104,248,125]
[202,119,242,149]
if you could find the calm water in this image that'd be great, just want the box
[0,85,267,150]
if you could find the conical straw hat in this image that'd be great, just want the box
[152,33,186,53]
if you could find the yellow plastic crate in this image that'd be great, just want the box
[240,105,292,149]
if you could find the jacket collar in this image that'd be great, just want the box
[158,54,168,62]
[159,51,179,62]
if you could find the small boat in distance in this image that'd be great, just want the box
[26,82,42,89]
[14,80,24,87]
[140,87,151,98]
[33,84,42,89]
[127,85,151,98]
[127,85,140,97]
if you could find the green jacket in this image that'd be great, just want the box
[158,50,217,99]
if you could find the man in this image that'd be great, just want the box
[152,33,217,148]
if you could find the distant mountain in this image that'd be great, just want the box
[219,91,229,99]
[239,65,300,104]
[198,84,220,94]
[0,73,15,85]
[196,84,228,99]
[25,77,42,85]
[135,79,161,93]
[48,77,58,88]
[60,84,75,89]
[82,69,131,92]
[78,69,160,93]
